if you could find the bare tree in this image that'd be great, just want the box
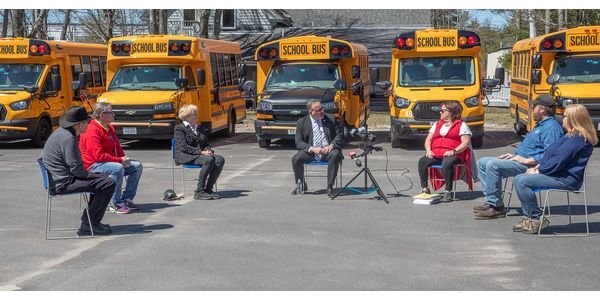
[149,9,159,34]
[103,9,116,40]
[544,9,550,34]
[1,10,9,37]
[199,9,210,38]
[60,9,72,40]
[29,9,48,38]
[158,10,167,34]
[11,9,26,37]
[213,9,222,40]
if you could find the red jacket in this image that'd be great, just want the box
[79,120,125,170]
[429,119,473,191]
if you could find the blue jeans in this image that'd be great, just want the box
[90,160,143,206]
[477,157,528,207]
[514,173,568,220]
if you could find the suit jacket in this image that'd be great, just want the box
[295,113,343,153]
[173,123,211,165]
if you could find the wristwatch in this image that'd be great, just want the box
[452,149,457,155]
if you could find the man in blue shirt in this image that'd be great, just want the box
[473,95,564,219]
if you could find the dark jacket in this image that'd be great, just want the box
[295,113,342,153]
[173,123,211,165]
[538,134,593,190]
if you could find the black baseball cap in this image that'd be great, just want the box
[532,94,556,107]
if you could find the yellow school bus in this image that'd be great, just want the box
[0,38,106,147]
[384,29,486,148]
[98,35,246,139]
[510,26,600,135]
[241,35,370,148]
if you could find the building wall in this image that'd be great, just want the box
[286,9,431,28]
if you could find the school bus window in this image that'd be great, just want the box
[108,65,181,91]
[184,66,197,88]
[81,56,93,87]
[0,64,44,89]
[210,53,219,87]
[265,63,339,89]
[399,57,474,87]
[99,57,107,86]
[217,53,226,86]
[42,65,61,92]
[553,55,600,83]
[91,56,102,87]
[223,53,232,86]
[229,53,238,80]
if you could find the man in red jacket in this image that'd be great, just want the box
[79,102,143,214]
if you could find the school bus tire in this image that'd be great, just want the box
[472,134,484,148]
[390,131,402,148]
[258,138,271,148]
[514,109,527,136]
[223,109,236,137]
[31,118,51,148]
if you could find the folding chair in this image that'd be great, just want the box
[37,158,93,240]
[428,162,469,200]
[303,161,342,193]
[171,139,216,197]
[536,167,589,237]
[504,177,548,216]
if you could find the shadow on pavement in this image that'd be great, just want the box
[109,223,174,235]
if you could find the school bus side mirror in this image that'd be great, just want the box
[494,67,505,85]
[532,54,543,69]
[375,81,391,91]
[238,63,247,77]
[482,78,501,89]
[531,70,542,84]
[242,80,256,93]
[196,69,206,85]
[334,79,347,91]
[546,73,561,85]
[52,74,61,92]
[352,65,360,79]
[175,78,189,89]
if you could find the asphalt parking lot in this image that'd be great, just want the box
[1,128,600,290]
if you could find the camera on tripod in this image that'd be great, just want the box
[349,126,383,152]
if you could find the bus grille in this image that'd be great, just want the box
[0,105,5,121]
[578,101,600,118]
[412,102,448,120]
[272,103,308,121]
[112,104,156,122]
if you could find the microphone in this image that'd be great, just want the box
[349,151,362,167]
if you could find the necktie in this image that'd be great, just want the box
[313,119,324,161]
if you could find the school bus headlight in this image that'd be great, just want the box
[259,101,273,111]
[464,96,479,107]
[560,98,574,108]
[154,102,174,112]
[321,102,338,111]
[394,97,410,108]
[10,100,30,111]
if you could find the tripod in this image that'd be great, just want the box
[330,127,389,204]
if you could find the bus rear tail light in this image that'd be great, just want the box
[259,49,269,58]
[170,43,179,52]
[393,32,415,50]
[552,39,563,49]
[467,35,478,45]
[257,44,279,60]
[396,38,405,48]
[542,39,552,49]
[268,48,278,58]
[121,44,130,53]
[457,30,481,48]
[340,46,350,55]
[28,40,51,56]
[540,33,566,51]
[111,43,121,53]
[458,36,467,46]
[331,46,340,55]
[405,38,414,47]
[180,43,190,52]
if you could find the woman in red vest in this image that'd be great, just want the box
[418,102,472,202]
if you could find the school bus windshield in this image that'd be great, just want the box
[108,65,181,91]
[553,55,600,84]
[0,64,45,91]
[398,57,475,87]
[265,63,339,90]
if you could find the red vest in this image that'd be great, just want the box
[431,119,466,162]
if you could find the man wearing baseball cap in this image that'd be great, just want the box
[42,106,116,236]
[473,94,564,220]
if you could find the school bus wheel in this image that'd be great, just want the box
[31,118,51,148]
[514,109,527,136]
[472,134,484,148]
[258,138,271,148]
[222,109,236,137]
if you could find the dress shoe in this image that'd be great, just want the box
[474,206,507,220]
[473,203,492,212]
[291,182,308,195]
[326,185,335,198]
[439,191,454,203]
[77,225,112,236]
[98,223,111,230]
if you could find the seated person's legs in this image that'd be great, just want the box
[513,173,568,233]
[441,156,462,192]
[89,162,128,211]
[474,158,528,219]
[205,155,225,197]
[325,149,342,188]
[122,160,143,208]
[291,150,314,191]
[187,155,216,200]
[417,155,442,193]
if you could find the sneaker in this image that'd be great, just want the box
[473,203,492,212]
[522,217,550,234]
[204,189,220,199]
[474,206,506,220]
[422,187,431,194]
[439,191,453,203]
[512,217,530,232]
[123,199,140,210]
[108,203,131,214]
[194,191,213,200]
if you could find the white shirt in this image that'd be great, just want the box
[182,120,199,135]
[429,121,472,136]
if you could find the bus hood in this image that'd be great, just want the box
[97,90,180,105]
[395,86,479,101]
[556,83,600,99]
[0,91,31,105]
[261,88,337,103]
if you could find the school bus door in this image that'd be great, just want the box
[183,65,200,115]
[38,63,67,129]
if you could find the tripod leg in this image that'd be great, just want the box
[330,168,365,199]
[365,168,389,204]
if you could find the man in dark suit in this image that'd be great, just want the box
[292,99,343,197]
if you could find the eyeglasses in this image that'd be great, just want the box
[102,111,115,115]
[312,107,324,112]
[439,108,449,113]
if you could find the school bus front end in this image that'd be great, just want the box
[510,26,600,136]
[0,38,106,147]
[251,36,370,148]
[388,30,485,148]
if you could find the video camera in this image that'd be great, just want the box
[349,126,377,143]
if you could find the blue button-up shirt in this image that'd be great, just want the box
[515,116,564,162]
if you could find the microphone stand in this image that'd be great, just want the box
[330,124,389,204]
